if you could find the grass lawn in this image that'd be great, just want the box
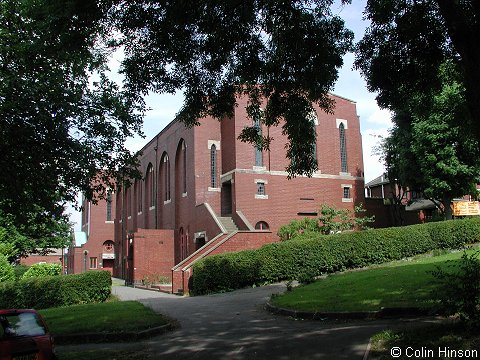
[57,348,153,360]
[368,322,480,359]
[270,249,475,313]
[39,301,170,336]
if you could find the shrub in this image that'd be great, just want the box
[431,250,480,324]
[21,263,62,279]
[13,264,29,279]
[0,270,111,309]
[277,218,320,241]
[190,218,480,295]
[191,250,261,295]
[0,254,14,283]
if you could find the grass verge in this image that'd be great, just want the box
[270,249,474,313]
[40,301,170,336]
[368,321,480,359]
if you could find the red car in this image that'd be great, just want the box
[0,309,56,360]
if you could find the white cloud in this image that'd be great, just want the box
[365,107,393,127]
[362,127,391,183]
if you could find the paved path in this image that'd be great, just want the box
[60,284,432,359]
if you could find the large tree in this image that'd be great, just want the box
[114,0,354,177]
[0,0,144,236]
[377,62,480,219]
[355,0,480,138]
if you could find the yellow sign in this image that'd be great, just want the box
[453,201,480,216]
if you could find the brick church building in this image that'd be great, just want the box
[72,93,365,294]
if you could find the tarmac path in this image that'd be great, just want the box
[58,283,431,359]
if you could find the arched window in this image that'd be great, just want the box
[308,110,318,164]
[103,240,114,252]
[162,154,171,201]
[183,142,187,193]
[254,117,263,167]
[146,163,154,208]
[135,179,143,213]
[176,140,187,195]
[210,144,217,188]
[339,123,348,173]
[106,190,112,221]
[255,221,269,231]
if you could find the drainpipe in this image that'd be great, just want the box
[154,136,159,229]
[121,175,126,279]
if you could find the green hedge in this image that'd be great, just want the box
[0,270,111,309]
[190,218,480,295]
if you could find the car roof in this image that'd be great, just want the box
[0,309,39,316]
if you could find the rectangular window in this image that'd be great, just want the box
[343,187,351,199]
[257,182,265,196]
[106,192,112,221]
[89,257,97,269]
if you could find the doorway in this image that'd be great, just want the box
[221,181,232,216]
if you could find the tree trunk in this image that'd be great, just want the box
[443,195,453,220]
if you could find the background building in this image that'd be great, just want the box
[67,193,116,274]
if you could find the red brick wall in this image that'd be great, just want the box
[132,228,175,283]
[112,93,366,280]
[21,254,62,267]
[69,195,116,274]
[233,172,365,235]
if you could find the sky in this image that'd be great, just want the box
[67,0,392,231]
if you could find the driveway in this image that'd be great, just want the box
[59,284,427,359]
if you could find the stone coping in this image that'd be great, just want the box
[53,322,176,345]
[265,301,435,320]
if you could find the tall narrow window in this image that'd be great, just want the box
[136,180,143,213]
[254,117,263,167]
[210,144,217,188]
[308,110,318,164]
[146,164,154,208]
[164,155,171,201]
[339,123,348,173]
[183,142,187,193]
[106,191,112,221]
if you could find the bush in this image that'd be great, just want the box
[0,270,111,309]
[431,250,480,325]
[0,255,14,283]
[13,264,29,279]
[190,218,480,295]
[21,263,62,279]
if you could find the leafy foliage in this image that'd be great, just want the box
[277,218,321,241]
[21,263,62,279]
[431,250,480,325]
[356,0,480,138]
[277,203,374,241]
[191,218,480,295]
[0,255,15,283]
[0,210,71,263]
[376,62,480,219]
[0,0,144,232]
[114,0,353,177]
[0,270,112,309]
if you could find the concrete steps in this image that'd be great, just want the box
[218,216,238,233]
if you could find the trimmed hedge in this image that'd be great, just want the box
[190,218,480,295]
[0,270,111,309]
